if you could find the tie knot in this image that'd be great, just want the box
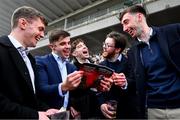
[18,47,29,56]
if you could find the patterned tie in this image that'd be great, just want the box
[18,47,35,93]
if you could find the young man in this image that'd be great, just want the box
[71,38,113,92]
[70,38,100,118]
[35,29,84,111]
[120,5,180,119]
[0,6,58,119]
[98,31,139,119]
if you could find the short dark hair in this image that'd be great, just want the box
[119,5,147,21]
[49,29,70,43]
[11,6,48,28]
[71,38,85,53]
[107,31,127,53]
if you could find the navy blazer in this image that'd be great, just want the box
[98,55,140,119]
[35,54,77,109]
[0,36,48,119]
[127,23,180,118]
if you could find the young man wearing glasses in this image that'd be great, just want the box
[98,31,140,119]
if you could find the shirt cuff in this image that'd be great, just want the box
[121,80,128,90]
[58,83,67,97]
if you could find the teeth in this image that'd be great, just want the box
[36,38,40,41]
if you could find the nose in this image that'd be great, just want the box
[83,45,88,49]
[40,31,45,38]
[123,25,127,32]
[66,43,71,48]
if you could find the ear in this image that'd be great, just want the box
[72,50,77,57]
[48,43,54,50]
[18,18,28,30]
[137,13,143,22]
[115,48,122,54]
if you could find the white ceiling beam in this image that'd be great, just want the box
[61,0,74,12]
[25,0,58,21]
[87,0,93,4]
[74,0,83,8]
[49,0,111,26]
[37,0,65,17]
[50,0,66,16]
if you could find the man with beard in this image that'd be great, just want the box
[70,38,112,119]
[119,5,180,119]
[98,31,140,119]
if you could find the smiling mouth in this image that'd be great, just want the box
[127,28,135,37]
[35,37,41,41]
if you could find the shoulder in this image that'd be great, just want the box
[0,36,10,47]
[35,54,52,64]
[66,61,77,71]
[99,60,107,65]
[153,23,180,33]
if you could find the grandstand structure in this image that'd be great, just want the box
[0,0,179,55]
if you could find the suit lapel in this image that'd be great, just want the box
[4,36,35,94]
[48,54,62,81]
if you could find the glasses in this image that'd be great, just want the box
[103,42,115,48]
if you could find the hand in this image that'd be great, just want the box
[112,73,127,88]
[38,111,50,120]
[98,76,113,92]
[100,103,116,119]
[61,71,84,91]
[46,108,59,116]
[70,107,81,119]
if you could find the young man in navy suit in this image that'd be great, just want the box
[120,5,180,119]
[0,6,58,119]
[35,29,84,111]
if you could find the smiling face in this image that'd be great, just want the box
[102,37,116,59]
[10,6,47,48]
[22,18,45,47]
[51,36,71,59]
[72,42,89,60]
[121,12,142,38]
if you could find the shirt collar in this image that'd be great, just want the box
[107,54,122,62]
[137,27,153,43]
[117,54,122,62]
[8,35,26,50]
[52,52,68,63]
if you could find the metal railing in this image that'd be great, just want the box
[65,0,142,30]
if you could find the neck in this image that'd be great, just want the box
[138,24,151,42]
[10,29,26,48]
[108,53,119,62]
[76,57,89,64]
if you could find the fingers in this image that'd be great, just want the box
[99,77,112,92]
[65,71,84,90]
[70,107,81,118]
[100,104,116,119]
[113,73,127,87]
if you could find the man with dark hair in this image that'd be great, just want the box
[98,31,139,119]
[0,6,58,119]
[120,5,180,119]
[71,38,92,64]
[70,38,113,119]
[35,29,84,111]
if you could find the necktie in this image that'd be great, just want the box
[18,47,35,93]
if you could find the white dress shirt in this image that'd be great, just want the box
[52,52,69,109]
[8,35,35,93]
